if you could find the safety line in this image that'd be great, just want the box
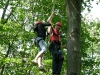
[70,0,81,16]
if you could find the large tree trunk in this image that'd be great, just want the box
[66,0,82,75]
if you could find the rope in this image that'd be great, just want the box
[69,0,87,30]
[70,0,81,17]
[52,0,56,12]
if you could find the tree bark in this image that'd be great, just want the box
[66,0,82,75]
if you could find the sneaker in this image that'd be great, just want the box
[31,60,38,65]
[38,66,46,72]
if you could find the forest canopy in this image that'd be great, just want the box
[0,0,100,75]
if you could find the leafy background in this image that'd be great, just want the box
[0,0,100,75]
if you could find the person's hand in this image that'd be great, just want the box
[34,24,37,28]
[51,11,54,15]
[47,11,54,24]
[61,45,67,49]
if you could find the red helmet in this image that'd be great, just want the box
[36,20,42,25]
[56,22,62,27]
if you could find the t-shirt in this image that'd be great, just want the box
[50,28,60,42]
[34,23,51,40]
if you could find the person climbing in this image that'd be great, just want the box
[47,11,64,75]
[32,20,51,72]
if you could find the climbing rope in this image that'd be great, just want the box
[52,0,56,12]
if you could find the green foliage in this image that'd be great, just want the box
[81,19,100,75]
[0,0,100,75]
[0,0,67,75]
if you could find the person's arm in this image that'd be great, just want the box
[48,26,53,34]
[47,11,54,34]
[34,25,38,32]
[47,11,54,24]
[61,45,67,49]
[42,22,51,26]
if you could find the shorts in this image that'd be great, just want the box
[36,37,47,52]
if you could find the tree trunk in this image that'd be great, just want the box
[66,0,82,75]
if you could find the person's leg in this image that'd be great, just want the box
[32,39,46,61]
[52,59,63,75]
[33,50,44,62]
[57,51,64,74]
[52,54,59,73]
[50,48,59,74]
[38,56,42,67]
[52,48,63,75]
[49,43,58,74]
[38,56,46,72]
[36,39,46,60]
[57,60,63,75]
[37,40,47,71]
[32,46,42,64]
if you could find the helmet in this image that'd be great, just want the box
[36,20,42,25]
[56,22,62,27]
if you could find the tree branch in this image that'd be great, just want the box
[1,0,10,24]
[0,42,12,75]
